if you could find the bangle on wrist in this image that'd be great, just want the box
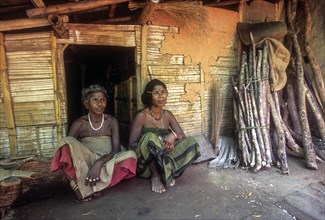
[171,130,177,139]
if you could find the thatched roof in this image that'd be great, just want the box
[0,0,278,32]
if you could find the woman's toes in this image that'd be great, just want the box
[151,176,166,193]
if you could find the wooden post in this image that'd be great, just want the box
[200,66,205,134]
[56,43,69,135]
[51,35,63,143]
[48,14,69,39]
[27,0,129,18]
[137,0,160,24]
[0,33,17,156]
[138,24,148,109]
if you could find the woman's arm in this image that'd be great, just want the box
[167,110,186,139]
[128,110,146,150]
[85,116,120,186]
[68,118,82,138]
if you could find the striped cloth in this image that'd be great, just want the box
[135,128,201,186]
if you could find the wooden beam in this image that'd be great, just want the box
[51,35,63,143]
[0,18,50,31]
[109,4,117,18]
[137,0,159,24]
[0,33,17,156]
[31,0,45,7]
[139,24,148,108]
[26,0,129,18]
[93,16,132,24]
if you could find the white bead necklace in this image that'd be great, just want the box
[88,113,104,131]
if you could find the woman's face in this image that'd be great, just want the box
[85,91,107,114]
[150,85,168,107]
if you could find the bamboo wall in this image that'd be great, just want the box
[146,5,239,138]
[0,32,64,158]
[0,14,238,158]
[142,25,202,137]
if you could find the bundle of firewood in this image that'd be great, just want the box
[233,0,325,173]
[233,42,277,172]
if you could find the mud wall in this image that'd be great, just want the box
[148,7,239,138]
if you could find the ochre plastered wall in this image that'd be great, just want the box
[150,7,238,103]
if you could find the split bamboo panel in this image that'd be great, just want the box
[1,32,17,157]
[60,24,138,47]
[0,130,10,156]
[16,126,57,158]
[2,32,59,158]
[0,81,5,128]
[148,25,179,34]
[210,56,238,136]
[148,54,184,65]
[4,32,51,52]
[145,25,202,136]
[148,65,201,82]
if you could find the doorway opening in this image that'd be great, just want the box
[63,44,136,146]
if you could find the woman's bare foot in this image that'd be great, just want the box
[169,179,175,187]
[93,192,101,198]
[151,176,166,193]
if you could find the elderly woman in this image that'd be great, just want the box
[128,79,201,193]
[51,84,137,201]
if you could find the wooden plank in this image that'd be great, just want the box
[13,94,54,103]
[64,23,138,32]
[9,74,52,80]
[5,32,51,41]
[66,31,136,46]
[9,78,53,87]
[6,50,51,57]
[5,37,50,52]
[14,110,56,126]
[0,33,17,156]
[10,89,54,97]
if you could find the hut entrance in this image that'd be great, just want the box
[64,44,136,146]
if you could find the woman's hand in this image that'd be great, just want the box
[164,133,176,153]
[85,160,103,187]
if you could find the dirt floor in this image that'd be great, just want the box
[3,155,325,220]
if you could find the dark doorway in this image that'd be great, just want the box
[64,45,136,145]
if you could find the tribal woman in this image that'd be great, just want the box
[128,79,201,193]
[51,84,137,201]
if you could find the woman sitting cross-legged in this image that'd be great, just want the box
[128,79,201,193]
[51,84,137,201]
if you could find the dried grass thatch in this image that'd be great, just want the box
[129,0,210,33]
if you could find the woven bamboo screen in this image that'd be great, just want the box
[1,32,58,158]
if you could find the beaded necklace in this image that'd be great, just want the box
[150,109,162,120]
[88,113,104,131]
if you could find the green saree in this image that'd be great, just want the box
[135,128,201,186]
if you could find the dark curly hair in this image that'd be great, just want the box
[141,79,167,107]
[82,84,108,105]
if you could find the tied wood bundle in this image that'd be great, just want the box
[233,40,303,173]
[233,42,276,172]
[234,35,325,173]
[233,41,315,174]
[233,0,325,173]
